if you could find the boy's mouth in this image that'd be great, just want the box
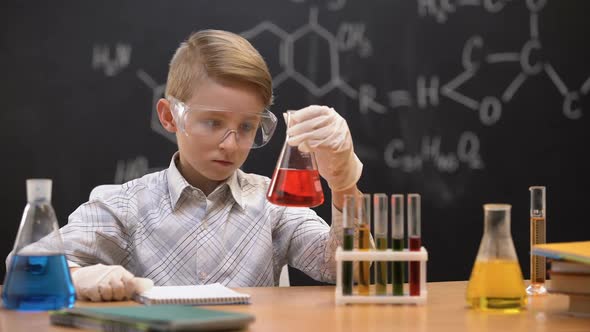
[213,160,234,167]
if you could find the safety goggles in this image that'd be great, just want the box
[169,97,277,149]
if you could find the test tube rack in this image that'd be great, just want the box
[334,246,428,305]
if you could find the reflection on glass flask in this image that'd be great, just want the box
[267,111,324,207]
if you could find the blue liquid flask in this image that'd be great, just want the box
[2,179,75,311]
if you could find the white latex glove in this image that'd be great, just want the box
[71,264,154,302]
[286,105,363,192]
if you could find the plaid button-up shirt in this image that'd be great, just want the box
[60,153,344,286]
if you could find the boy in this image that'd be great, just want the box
[57,30,363,301]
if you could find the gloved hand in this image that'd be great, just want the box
[286,106,363,192]
[71,264,154,302]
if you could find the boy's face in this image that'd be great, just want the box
[171,79,266,189]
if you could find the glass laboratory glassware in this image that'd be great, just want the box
[342,194,355,295]
[374,193,388,295]
[408,194,422,296]
[357,194,371,295]
[2,179,75,311]
[466,204,526,312]
[526,186,547,295]
[266,110,324,207]
[391,194,405,296]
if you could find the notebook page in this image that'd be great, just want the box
[135,283,250,305]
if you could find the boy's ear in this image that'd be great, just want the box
[156,98,177,133]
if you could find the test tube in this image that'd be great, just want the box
[526,186,547,295]
[391,194,405,295]
[357,194,371,295]
[374,194,388,295]
[342,195,355,296]
[408,194,421,296]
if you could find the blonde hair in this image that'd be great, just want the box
[165,29,273,107]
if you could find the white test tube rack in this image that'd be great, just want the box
[335,246,428,305]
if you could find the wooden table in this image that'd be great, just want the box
[1,281,588,331]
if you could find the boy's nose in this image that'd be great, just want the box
[218,130,239,150]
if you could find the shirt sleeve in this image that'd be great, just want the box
[60,196,132,268]
[273,200,346,284]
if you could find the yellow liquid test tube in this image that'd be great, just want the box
[374,194,388,295]
[357,194,371,295]
[526,186,547,295]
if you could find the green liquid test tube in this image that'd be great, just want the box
[374,194,388,295]
[391,194,405,296]
[342,195,355,295]
[358,194,371,296]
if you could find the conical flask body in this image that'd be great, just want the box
[267,111,324,207]
[2,179,75,311]
[466,204,526,312]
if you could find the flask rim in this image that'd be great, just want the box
[483,203,511,211]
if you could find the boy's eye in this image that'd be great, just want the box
[202,119,223,128]
[239,122,257,133]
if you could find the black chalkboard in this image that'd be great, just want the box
[2,0,589,285]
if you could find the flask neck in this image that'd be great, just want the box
[483,210,511,237]
[28,198,51,204]
[26,179,52,203]
[285,111,294,140]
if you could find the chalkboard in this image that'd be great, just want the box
[2,0,589,285]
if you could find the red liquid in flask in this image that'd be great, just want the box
[409,236,421,296]
[267,168,324,207]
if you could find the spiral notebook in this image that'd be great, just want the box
[134,283,251,305]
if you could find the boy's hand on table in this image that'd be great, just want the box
[71,264,154,302]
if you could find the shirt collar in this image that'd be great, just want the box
[225,170,245,209]
[166,152,246,211]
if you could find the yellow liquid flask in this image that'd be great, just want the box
[267,110,324,207]
[2,179,75,311]
[466,204,527,312]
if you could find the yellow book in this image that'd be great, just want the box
[532,241,590,264]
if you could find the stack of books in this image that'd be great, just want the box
[533,241,590,317]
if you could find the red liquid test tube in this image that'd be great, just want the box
[408,194,421,296]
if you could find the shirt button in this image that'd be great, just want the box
[199,272,207,281]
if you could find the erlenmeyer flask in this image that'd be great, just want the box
[466,204,526,312]
[266,110,324,207]
[2,179,75,311]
